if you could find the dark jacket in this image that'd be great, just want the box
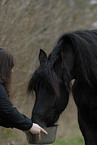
[0,83,32,131]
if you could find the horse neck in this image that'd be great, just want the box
[62,45,75,80]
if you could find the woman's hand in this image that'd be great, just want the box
[29,123,48,135]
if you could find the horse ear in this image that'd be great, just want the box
[39,49,47,65]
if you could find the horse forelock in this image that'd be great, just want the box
[28,61,61,98]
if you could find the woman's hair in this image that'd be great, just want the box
[0,48,14,98]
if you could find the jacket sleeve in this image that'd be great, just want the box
[0,84,33,131]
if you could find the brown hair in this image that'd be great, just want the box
[0,48,14,98]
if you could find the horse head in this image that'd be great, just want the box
[28,44,74,127]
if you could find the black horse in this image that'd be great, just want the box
[28,29,97,145]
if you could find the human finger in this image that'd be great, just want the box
[40,127,48,135]
[38,133,41,140]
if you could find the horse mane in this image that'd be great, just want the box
[50,29,97,86]
[28,29,97,94]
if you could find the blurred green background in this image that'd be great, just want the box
[0,0,97,144]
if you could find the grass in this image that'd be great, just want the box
[0,127,19,145]
[0,128,15,139]
[53,136,84,145]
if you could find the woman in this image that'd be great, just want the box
[0,48,47,137]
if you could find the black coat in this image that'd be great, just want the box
[0,83,32,131]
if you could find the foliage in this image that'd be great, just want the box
[54,136,84,145]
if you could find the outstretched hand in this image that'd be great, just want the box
[29,123,48,138]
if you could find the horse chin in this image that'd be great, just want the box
[46,122,56,127]
[45,115,60,127]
